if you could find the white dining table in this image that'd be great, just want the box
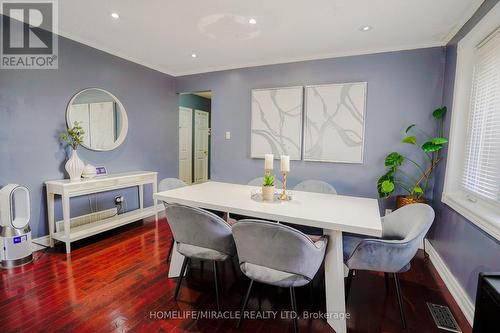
[153,181,382,333]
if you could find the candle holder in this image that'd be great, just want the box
[279,171,290,201]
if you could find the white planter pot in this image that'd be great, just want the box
[261,185,275,201]
[65,148,84,181]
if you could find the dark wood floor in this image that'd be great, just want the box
[0,218,471,333]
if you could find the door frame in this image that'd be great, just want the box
[178,106,193,184]
[193,109,211,183]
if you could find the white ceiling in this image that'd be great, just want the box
[55,0,483,76]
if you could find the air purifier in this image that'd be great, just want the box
[0,184,33,268]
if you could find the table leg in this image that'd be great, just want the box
[152,178,158,222]
[324,229,347,333]
[47,191,55,247]
[139,184,144,210]
[62,195,71,254]
[168,243,186,278]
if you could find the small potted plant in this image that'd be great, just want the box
[59,122,85,181]
[262,173,275,201]
[377,107,447,207]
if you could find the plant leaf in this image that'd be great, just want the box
[385,152,404,167]
[421,141,443,152]
[412,186,423,194]
[431,137,448,145]
[381,180,395,194]
[402,135,417,145]
[377,171,394,198]
[405,124,416,133]
[432,106,447,119]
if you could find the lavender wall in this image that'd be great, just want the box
[176,48,446,209]
[429,0,500,301]
[0,33,178,238]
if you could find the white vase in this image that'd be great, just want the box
[261,185,275,201]
[65,148,84,181]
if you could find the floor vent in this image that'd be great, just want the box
[427,302,462,332]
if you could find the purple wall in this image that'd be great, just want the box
[429,0,500,301]
[177,48,446,212]
[0,33,179,238]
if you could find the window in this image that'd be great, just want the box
[442,2,500,241]
[462,31,500,202]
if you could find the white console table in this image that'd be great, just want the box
[45,171,158,253]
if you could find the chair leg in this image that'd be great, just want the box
[255,283,262,310]
[384,272,390,292]
[394,273,407,329]
[309,283,314,307]
[167,236,174,262]
[289,287,298,333]
[174,257,189,300]
[237,280,254,328]
[213,261,220,311]
[345,269,354,301]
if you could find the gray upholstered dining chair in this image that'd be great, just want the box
[343,203,435,329]
[289,180,337,236]
[159,178,187,262]
[163,203,236,311]
[232,220,328,333]
[293,180,337,195]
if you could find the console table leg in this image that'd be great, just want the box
[62,195,71,254]
[139,184,144,210]
[153,179,158,222]
[47,192,55,248]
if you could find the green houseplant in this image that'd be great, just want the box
[377,107,448,207]
[59,122,86,181]
[262,173,275,201]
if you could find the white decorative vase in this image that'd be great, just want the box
[65,148,84,181]
[261,185,275,201]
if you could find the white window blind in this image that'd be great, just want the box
[462,29,500,202]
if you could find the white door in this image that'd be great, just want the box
[194,110,210,183]
[179,107,193,184]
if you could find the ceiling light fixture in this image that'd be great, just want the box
[360,25,372,32]
[249,18,257,24]
[191,53,197,58]
[111,12,119,19]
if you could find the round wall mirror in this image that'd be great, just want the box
[66,88,128,151]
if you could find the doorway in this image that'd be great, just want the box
[178,91,211,184]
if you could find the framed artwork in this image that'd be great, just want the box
[303,82,367,163]
[250,86,303,160]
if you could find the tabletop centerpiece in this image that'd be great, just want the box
[59,121,85,182]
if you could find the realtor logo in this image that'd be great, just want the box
[1,0,58,69]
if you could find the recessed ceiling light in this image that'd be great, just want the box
[111,12,119,19]
[360,25,372,32]
[191,53,197,58]
[249,18,257,25]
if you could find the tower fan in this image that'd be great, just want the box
[0,184,33,268]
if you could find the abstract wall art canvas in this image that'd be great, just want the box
[303,82,367,163]
[251,86,303,160]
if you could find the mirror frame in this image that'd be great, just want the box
[66,88,129,151]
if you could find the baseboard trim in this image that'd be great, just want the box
[32,235,50,252]
[424,239,475,326]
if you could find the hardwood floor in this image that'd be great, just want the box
[0,218,471,333]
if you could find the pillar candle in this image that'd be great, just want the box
[280,155,290,172]
[264,154,274,170]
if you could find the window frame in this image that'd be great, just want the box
[442,3,500,241]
